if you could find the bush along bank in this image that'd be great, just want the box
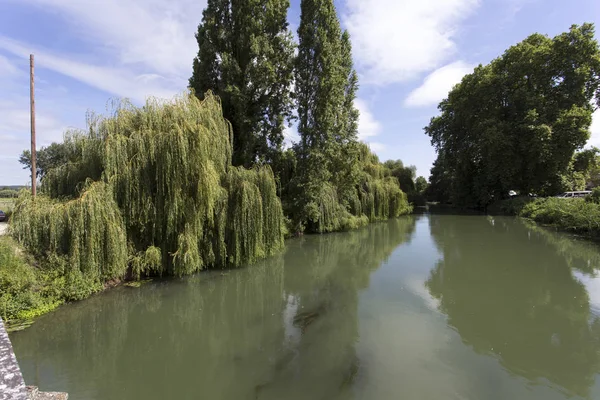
[491,190,600,236]
[0,236,62,327]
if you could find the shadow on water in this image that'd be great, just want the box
[10,217,417,400]
[425,214,600,398]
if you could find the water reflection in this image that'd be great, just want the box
[426,215,600,398]
[11,217,416,400]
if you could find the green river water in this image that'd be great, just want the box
[9,213,600,399]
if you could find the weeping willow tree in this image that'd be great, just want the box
[355,143,411,222]
[293,144,411,234]
[10,181,128,299]
[11,92,286,282]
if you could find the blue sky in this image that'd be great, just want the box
[1,0,599,186]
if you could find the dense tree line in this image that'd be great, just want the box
[426,24,600,208]
[189,0,411,232]
[9,0,413,308]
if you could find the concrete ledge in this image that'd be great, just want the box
[0,317,27,400]
[0,318,68,399]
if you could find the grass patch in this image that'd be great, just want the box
[0,198,15,212]
[0,235,113,327]
[0,236,63,325]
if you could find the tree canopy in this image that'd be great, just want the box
[19,142,73,182]
[288,0,410,232]
[426,23,600,207]
[189,0,295,168]
[12,93,286,283]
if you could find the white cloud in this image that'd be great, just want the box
[283,124,300,149]
[404,61,474,107]
[367,142,386,153]
[2,0,208,103]
[356,98,381,140]
[343,0,479,84]
[13,0,204,77]
[0,55,17,75]
[1,0,210,184]
[589,109,600,147]
[0,98,68,185]
[0,36,180,104]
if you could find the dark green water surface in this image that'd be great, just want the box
[10,214,600,399]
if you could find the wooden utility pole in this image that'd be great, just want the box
[30,54,36,197]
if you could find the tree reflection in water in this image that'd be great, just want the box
[426,214,600,398]
[11,217,416,400]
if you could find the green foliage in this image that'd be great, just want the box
[129,246,162,281]
[19,141,79,182]
[496,196,600,236]
[0,236,62,323]
[426,23,600,208]
[490,196,534,215]
[42,131,105,199]
[520,198,600,234]
[292,0,357,231]
[415,176,428,194]
[189,0,295,167]
[11,181,129,283]
[587,187,600,204]
[0,189,18,198]
[289,0,410,232]
[384,160,416,193]
[11,92,286,287]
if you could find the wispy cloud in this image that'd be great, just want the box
[404,61,474,107]
[588,110,600,148]
[343,0,479,84]
[11,0,205,76]
[367,142,386,153]
[0,36,181,103]
[356,98,382,140]
[283,124,300,148]
[0,54,18,75]
[2,0,208,102]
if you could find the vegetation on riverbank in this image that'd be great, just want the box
[5,87,411,324]
[12,94,286,279]
[491,195,600,236]
[0,236,62,324]
[4,0,416,325]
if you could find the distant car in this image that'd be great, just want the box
[0,210,5,222]
[555,191,592,198]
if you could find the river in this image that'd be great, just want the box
[9,213,600,400]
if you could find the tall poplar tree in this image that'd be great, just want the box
[189,0,295,167]
[292,0,360,231]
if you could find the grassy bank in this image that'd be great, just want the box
[0,236,62,328]
[491,196,600,236]
[0,234,120,329]
[0,198,15,212]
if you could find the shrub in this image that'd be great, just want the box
[519,197,600,235]
[0,236,62,322]
[0,189,18,198]
[586,187,600,204]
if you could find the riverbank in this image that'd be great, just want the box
[0,211,414,330]
[489,197,600,236]
[0,236,65,329]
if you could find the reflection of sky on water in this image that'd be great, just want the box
[573,271,600,317]
[10,214,600,400]
[354,215,600,400]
